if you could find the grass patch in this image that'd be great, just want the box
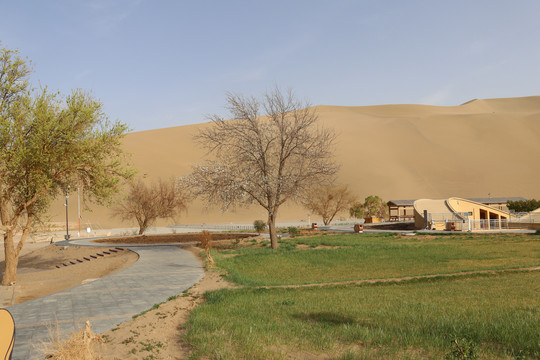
[186,272,540,359]
[214,233,540,286]
[184,232,539,358]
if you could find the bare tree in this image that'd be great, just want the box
[198,230,215,267]
[113,178,187,235]
[182,88,338,249]
[303,185,356,225]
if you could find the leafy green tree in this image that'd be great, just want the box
[0,44,133,285]
[349,195,387,219]
[363,195,387,218]
[507,199,540,213]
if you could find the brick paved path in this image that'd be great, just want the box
[7,239,204,359]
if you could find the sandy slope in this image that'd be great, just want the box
[48,96,540,227]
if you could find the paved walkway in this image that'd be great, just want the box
[6,238,205,360]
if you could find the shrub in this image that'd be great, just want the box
[253,220,267,233]
[287,227,299,237]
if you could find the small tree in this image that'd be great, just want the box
[253,220,267,234]
[507,199,540,213]
[113,178,188,235]
[303,185,356,225]
[349,202,364,219]
[198,230,215,267]
[363,195,388,219]
[182,88,337,249]
[1,44,133,285]
[349,195,387,219]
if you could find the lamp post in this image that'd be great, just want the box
[77,186,81,237]
[64,186,70,241]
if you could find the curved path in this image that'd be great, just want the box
[6,238,205,360]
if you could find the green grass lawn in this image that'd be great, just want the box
[215,233,540,286]
[185,233,540,359]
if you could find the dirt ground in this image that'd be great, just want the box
[95,248,231,360]
[0,244,138,306]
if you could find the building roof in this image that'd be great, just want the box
[467,197,527,204]
[388,197,527,207]
[387,200,416,206]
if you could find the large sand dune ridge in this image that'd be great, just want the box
[48,96,540,228]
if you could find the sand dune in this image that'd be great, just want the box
[48,96,540,228]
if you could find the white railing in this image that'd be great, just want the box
[171,224,256,231]
[512,212,539,223]
[427,212,470,222]
[467,219,511,231]
[430,218,512,231]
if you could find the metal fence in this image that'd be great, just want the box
[427,212,470,222]
[512,212,539,223]
[430,218,512,232]
[171,221,356,231]
[171,224,256,231]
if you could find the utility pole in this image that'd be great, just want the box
[77,186,81,237]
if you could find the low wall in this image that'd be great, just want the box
[509,222,540,230]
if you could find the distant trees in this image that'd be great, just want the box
[349,195,388,219]
[182,88,338,249]
[507,199,540,213]
[349,202,365,219]
[1,44,133,285]
[113,178,188,235]
[302,185,356,225]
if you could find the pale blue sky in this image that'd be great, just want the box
[2,0,540,131]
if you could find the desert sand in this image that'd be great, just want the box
[46,96,540,228]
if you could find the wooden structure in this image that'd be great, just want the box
[387,200,416,221]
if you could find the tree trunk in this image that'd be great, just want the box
[2,231,18,285]
[205,248,215,267]
[137,218,148,235]
[268,212,278,249]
